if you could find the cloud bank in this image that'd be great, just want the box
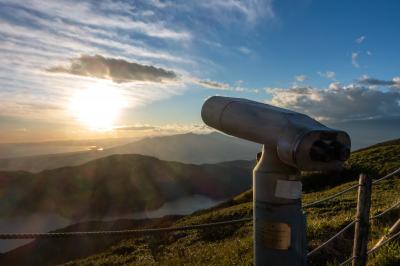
[358,76,400,88]
[267,84,400,121]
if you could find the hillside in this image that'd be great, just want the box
[0,132,260,173]
[0,138,398,265]
[0,154,253,219]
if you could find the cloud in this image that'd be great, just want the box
[266,84,400,121]
[191,78,260,93]
[318,71,336,79]
[114,123,212,134]
[238,47,252,54]
[3,0,191,41]
[356,36,365,44]
[148,0,174,9]
[352,52,360,68]
[46,54,259,94]
[199,0,274,24]
[47,55,177,83]
[358,76,400,88]
[46,54,244,92]
[193,79,230,90]
[295,75,307,82]
[114,125,156,131]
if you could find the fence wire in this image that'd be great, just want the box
[302,184,360,209]
[339,230,400,266]
[372,167,400,184]
[307,220,356,257]
[370,201,400,220]
[0,218,252,239]
[304,167,400,209]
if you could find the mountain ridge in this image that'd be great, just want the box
[0,132,260,173]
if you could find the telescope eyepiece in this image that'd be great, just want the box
[309,140,350,163]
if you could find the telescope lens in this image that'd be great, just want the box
[310,140,350,162]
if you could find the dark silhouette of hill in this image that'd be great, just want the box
[0,154,253,219]
[0,132,260,172]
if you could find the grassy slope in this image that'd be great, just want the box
[62,138,400,265]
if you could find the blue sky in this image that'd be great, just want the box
[0,0,399,142]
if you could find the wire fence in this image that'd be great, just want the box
[306,167,400,265]
[0,167,399,265]
[0,218,253,239]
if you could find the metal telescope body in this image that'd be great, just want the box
[201,96,351,266]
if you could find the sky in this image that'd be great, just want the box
[0,0,400,143]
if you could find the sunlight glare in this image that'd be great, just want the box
[70,83,126,131]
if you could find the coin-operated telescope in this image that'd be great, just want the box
[202,96,351,266]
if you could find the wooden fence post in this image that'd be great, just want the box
[352,174,372,266]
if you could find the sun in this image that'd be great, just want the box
[70,83,126,131]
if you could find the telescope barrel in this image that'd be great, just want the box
[201,96,350,171]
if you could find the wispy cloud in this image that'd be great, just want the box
[114,125,157,131]
[355,35,366,44]
[199,0,275,24]
[114,123,212,134]
[351,52,360,68]
[318,71,336,79]
[295,75,307,82]
[192,79,230,90]
[238,47,252,55]
[2,0,191,41]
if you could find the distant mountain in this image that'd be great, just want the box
[108,132,260,164]
[0,154,253,219]
[0,132,260,172]
[328,116,400,150]
[0,137,137,159]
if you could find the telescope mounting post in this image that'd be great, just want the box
[253,145,307,266]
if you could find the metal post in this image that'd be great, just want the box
[352,174,372,266]
[253,145,307,266]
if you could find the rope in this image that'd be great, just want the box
[370,201,400,220]
[339,226,400,265]
[0,217,252,239]
[367,230,400,255]
[307,220,356,257]
[372,167,400,184]
[303,167,400,209]
[303,184,360,208]
[338,255,355,266]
